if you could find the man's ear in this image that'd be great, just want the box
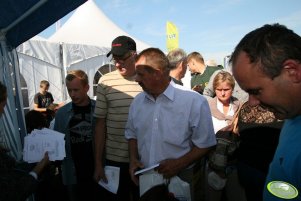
[178,61,184,71]
[85,84,90,92]
[153,69,163,80]
[283,59,301,83]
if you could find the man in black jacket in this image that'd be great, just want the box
[0,81,49,201]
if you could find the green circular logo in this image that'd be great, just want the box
[267,181,298,199]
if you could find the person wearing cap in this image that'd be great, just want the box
[125,48,216,201]
[166,48,187,86]
[93,36,142,201]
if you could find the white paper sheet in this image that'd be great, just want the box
[98,166,120,194]
[134,163,160,175]
[23,128,66,163]
[139,171,165,196]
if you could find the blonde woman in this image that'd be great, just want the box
[205,71,246,201]
[208,71,240,133]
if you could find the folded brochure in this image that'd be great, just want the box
[98,166,120,194]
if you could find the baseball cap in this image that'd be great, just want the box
[106,36,136,57]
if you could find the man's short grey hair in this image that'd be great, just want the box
[167,48,187,70]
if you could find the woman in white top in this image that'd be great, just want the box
[205,71,246,201]
[208,71,240,133]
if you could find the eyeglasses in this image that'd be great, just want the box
[111,53,133,64]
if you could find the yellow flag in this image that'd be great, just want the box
[166,21,179,52]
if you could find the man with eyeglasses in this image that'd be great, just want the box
[93,36,142,201]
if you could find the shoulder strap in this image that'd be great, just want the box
[231,102,244,135]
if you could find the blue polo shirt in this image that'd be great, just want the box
[263,115,301,200]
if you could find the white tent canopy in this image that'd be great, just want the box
[17,0,151,110]
[17,39,112,108]
[49,0,150,51]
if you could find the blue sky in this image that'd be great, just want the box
[39,0,301,65]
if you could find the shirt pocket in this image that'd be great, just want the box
[162,120,189,147]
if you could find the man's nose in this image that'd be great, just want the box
[69,91,75,97]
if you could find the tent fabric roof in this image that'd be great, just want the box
[49,0,150,51]
[0,0,87,48]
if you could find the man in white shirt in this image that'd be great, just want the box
[125,48,216,201]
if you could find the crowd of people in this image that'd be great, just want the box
[0,23,300,201]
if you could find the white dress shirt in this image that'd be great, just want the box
[125,82,216,167]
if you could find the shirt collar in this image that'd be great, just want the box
[163,81,175,101]
[144,81,175,102]
[191,72,199,76]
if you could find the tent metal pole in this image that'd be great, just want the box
[60,43,67,101]
[12,49,27,145]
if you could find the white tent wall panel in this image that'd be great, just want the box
[62,43,109,67]
[62,43,111,98]
[17,40,61,67]
[67,52,111,98]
